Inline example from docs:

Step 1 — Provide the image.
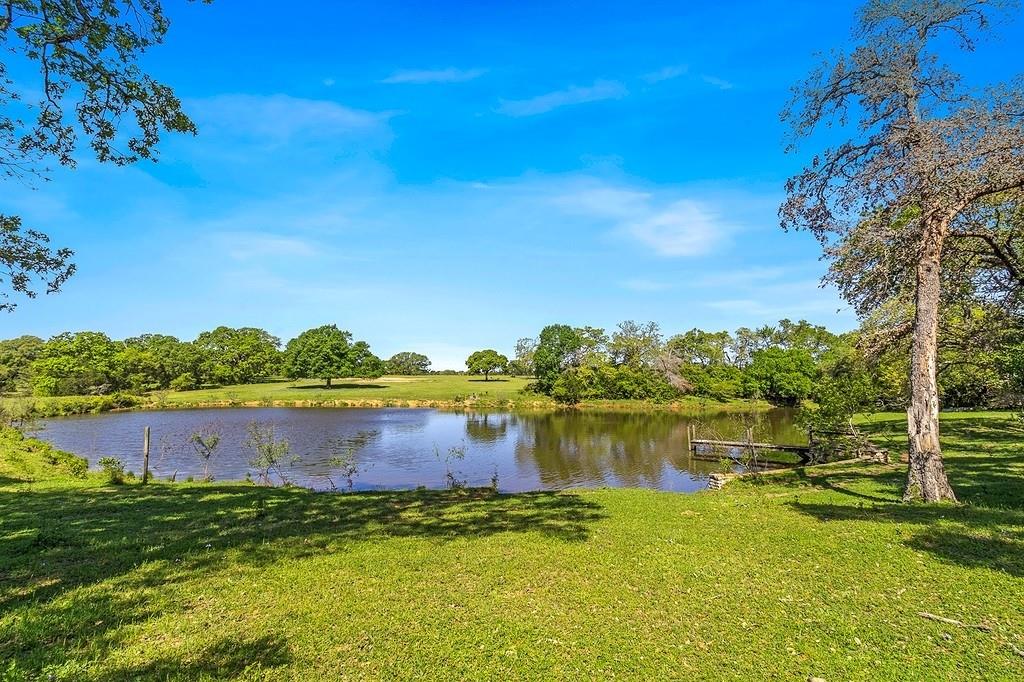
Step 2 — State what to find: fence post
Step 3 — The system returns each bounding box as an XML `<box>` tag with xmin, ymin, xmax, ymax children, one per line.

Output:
<box><xmin>142</xmin><ymin>426</ymin><xmax>151</xmax><ymax>484</ymax></box>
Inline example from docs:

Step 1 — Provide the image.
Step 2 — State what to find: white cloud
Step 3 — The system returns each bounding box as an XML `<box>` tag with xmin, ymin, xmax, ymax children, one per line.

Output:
<box><xmin>189</xmin><ymin>94</ymin><xmax>389</xmax><ymax>143</ymax></box>
<box><xmin>552</xmin><ymin>180</ymin><xmax>730</xmax><ymax>257</ymax></box>
<box><xmin>381</xmin><ymin>67</ymin><xmax>487</xmax><ymax>84</ymax></box>
<box><xmin>642</xmin><ymin>65</ymin><xmax>689</xmax><ymax>84</ymax></box>
<box><xmin>623</xmin><ymin>200</ymin><xmax>725</xmax><ymax>257</ymax></box>
<box><xmin>322</xmin><ymin>78</ymin><xmax>336</xmax><ymax>87</ymax></box>
<box><xmin>497</xmin><ymin>80</ymin><xmax>628</xmax><ymax>116</ymax></box>
<box><xmin>701</xmin><ymin>75</ymin><xmax>734</xmax><ymax>90</ymax></box>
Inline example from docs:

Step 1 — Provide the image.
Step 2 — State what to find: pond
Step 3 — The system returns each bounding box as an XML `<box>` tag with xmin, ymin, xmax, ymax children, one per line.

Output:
<box><xmin>34</xmin><ymin>407</ymin><xmax>805</xmax><ymax>493</ymax></box>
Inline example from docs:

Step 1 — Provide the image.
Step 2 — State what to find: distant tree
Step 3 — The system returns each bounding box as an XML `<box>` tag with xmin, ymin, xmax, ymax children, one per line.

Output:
<box><xmin>31</xmin><ymin>331</ymin><xmax>119</xmax><ymax>395</ymax></box>
<box><xmin>284</xmin><ymin>325</ymin><xmax>382</xmax><ymax>387</ymax></box>
<box><xmin>195</xmin><ymin>326</ymin><xmax>281</xmax><ymax>386</ymax></box>
<box><xmin>0</xmin><ymin>335</ymin><xmax>44</xmax><ymax>393</ymax></box>
<box><xmin>745</xmin><ymin>348</ymin><xmax>817</xmax><ymax>407</ymax></box>
<box><xmin>1</xmin><ymin>1</ymin><xmax>208</xmax><ymax>310</ymax></box>
<box><xmin>385</xmin><ymin>351</ymin><xmax>431</xmax><ymax>375</ymax></box>
<box><xmin>781</xmin><ymin>0</ymin><xmax>1024</xmax><ymax>501</ymax></box>
<box><xmin>511</xmin><ymin>337</ymin><xmax>538</xmax><ymax>376</ymax></box>
<box><xmin>466</xmin><ymin>349</ymin><xmax>508</xmax><ymax>381</ymax></box>
<box><xmin>666</xmin><ymin>329</ymin><xmax>733</xmax><ymax>368</ymax></box>
<box><xmin>532</xmin><ymin>325</ymin><xmax>584</xmax><ymax>393</ymax></box>
<box><xmin>608</xmin><ymin>320</ymin><xmax>662</xmax><ymax>368</ymax></box>
<box><xmin>123</xmin><ymin>334</ymin><xmax>203</xmax><ymax>389</ymax></box>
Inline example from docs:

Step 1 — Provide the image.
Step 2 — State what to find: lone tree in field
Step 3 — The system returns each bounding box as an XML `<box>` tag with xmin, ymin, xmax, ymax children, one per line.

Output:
<box><xmin>466</xmin><ymin>349</ymin><xmax>508</xmax><ymax>381</ymax></box>
<box><xmin>386</xmin><ymin>352</ymin><xmax>432</xmax><ymax>375</ymax></box>
<box><xmin>285</xmin><ymin>325</ymin><xmax>382</xmax><ymax>388</ymax></box>
<box><xmin>1</xmin><ymin>0</ymin><xmax>206</xmax><ymax>311</ymax></box>
<box><xmin>782</xmin><ymin>0</ymin><xmax>1024</xmax><ymax>502</ymax></box>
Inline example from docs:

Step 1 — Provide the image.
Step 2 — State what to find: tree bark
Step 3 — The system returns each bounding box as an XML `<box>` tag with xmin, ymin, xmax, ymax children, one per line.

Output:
<box><xmin>905</xmin><ymin>220</ymin><xmax>957</xmax><ymax>503</ymax></box>
<box><xmin>326</xmin><ymin>377</ymin><xmax>332</xmax><ymax>388</ymax></box>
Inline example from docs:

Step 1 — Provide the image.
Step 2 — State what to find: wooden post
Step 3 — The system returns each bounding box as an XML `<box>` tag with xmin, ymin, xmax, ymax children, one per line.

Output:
<box><xmin>142</xmin><ymin>426</ymin><xmax>151</xmax><ymax>484</ymax></box>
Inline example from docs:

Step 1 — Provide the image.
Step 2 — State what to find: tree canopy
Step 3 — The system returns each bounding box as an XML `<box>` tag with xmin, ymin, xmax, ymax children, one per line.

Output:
<box><xmin>781</xmin><ymin>0</ymin><xmax>1024</xmax><ymax>502</ymax></box>
<box><xmin>1</xmin><ymin>0</ymin><xmax>206</xmax><ymax>310</ymax></box>
<box><xmin>284</xmin><ymin>325</ymin><xmax>382</xmax><ymax>387</ymax></box>
<box><xmin>385</xmin><ymin>352</ymin><xmax>431</xmax><ymax>375</ymax></box>
<box><xmin>466</xmin><ymin>349</ymin><xmax>508</xmax><ymax>381</ymax></box>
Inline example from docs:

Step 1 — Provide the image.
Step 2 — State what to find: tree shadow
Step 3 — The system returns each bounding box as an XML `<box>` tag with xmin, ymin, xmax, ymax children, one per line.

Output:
<box><xmin>292</xmin><ymin>383</ymin><xmax>389</xmax><ymax>390</ymax></box>
<box><xmin>467</xmin><ymin>378</ymin><xmax>510</xmax><ymax>383</ymax></box>
<box><xmin>790</xmin><ymin>497</ymin><xmax>1024</xmax><ymax>576</ymax></box>
<box><xmin>97</xmin><ymin>634</ymin><xmax>293</xmax><ymax>680</ymax></box>
<box><xmin>783</xmin><ymin>413</ymin><xmax>1024</xmax><ymax>577</ymax></box>
<box><xmin>0</xmin><ymin>483</ymin><xmax>606</xmax><ymax>675</ymax></box>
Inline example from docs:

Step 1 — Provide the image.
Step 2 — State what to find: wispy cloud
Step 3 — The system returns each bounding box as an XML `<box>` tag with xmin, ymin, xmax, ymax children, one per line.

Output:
<box><xmin>189</xmin><ymin>94</ymin><xmax>389</xmax><ymax>143</ymax></box>
<box><xmin>701</xmin><ymin>75</ymin><xmax>734</xmax><ymax>90</ymax></box>
<box><xmin>497</xmin><ymin>80</ymin><xmax>627</xmax><ymax>116</ymax></box>
<box><xmin>381</xmin><ymin>67</ymin><xmax>487</xmax><ymax>84</ymax></box>
<box><xmin>554</xmin><ymin>181</ymin><xmax>731</xmax><ymax>257</ymax></box>
<box><xmin>642</xmin><ymin>65</ymin><xmax>689</xmax><ymax>84</ymax></box>
<box><xmin>211</xmin><ymin>233</ymin><xmax>321</xmax><ymax>261</ymax></box>
<box><xmin>624</xmin><ymin>200</ymin><xmax>727</xmax><ymax>256</ymax></box>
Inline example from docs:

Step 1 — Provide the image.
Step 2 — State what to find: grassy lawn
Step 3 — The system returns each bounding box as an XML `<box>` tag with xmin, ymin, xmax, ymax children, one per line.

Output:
<box><xmin>1</xmin><ymin>413</ymin><xmax>1022</xmax><ymax>679</ymax></box>
<box><xmin>156</xmin><ymin>374</ymin><xmax>539</xmax><ymax>406</ymax></box>
<box><xmin>3</xmin><ymin>375</ymin><xmax>771</xmax><ymax>415</ymax></box>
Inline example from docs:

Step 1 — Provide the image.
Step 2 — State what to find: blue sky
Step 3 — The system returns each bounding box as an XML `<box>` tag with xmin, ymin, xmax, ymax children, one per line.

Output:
<box><xmin>2</xmin><ymin>0</ymin><xmax>1022</xmax><ymax>368</ymax></box>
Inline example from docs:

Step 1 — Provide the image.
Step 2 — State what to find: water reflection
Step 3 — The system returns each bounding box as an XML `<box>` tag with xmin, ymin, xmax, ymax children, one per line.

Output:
<box><xmin>35</xmin><ymin>407</ymin><xmax>801</xmax><ymax>493</ymax></box>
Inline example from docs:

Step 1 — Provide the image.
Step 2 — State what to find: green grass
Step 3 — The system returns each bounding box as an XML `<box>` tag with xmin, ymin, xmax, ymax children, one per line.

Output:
<box><xmin>2</xmin><ymin>414</ymin><xmax>1022</xmax><ymax>679</ymax></box>
<box><xmin>5</xmin><ymin>375</ymin><xmax>770</xmax><ymax>415</ymax></box>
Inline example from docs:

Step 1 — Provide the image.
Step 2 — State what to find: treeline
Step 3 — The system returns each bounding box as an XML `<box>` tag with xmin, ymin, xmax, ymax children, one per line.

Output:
<box><xmin>511</xmin><ymin>314</ymin><xmax>1024</xmax><ymax>409</ymax></box>
<box><xmin>0</xmin><ymin>325</ymin><xmax>433</xmax><ymax>397</ymax></box>
<box><xmin>3</xmin><ymin>312</ymin><xmax>1021</xmax><ymax>410</ymax></box>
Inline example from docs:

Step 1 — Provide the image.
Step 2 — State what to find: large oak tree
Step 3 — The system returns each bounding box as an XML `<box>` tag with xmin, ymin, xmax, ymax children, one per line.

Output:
<box><xmin>782</xmin><ymin>0</ymin><xmax>1024</xmax><ymax>501</ymax></box>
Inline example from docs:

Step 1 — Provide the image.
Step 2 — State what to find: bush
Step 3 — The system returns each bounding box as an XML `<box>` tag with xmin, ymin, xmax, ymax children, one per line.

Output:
<box><xmin>169</xmin><ymin>372</ymin><xmax>199</xmax><ymax>391</ymax></box>
<box><xmin>27</xmin><ymin>393</ymin><xmax>142</xmax><ymax>418</ymax></box>
<box><xmin>97</xmin><ymin>456</ymin><xmax>127</xmax><ymax>484</ymax></box>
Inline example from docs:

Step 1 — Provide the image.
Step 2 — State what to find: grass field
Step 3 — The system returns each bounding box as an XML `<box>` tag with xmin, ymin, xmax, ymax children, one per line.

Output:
<box><xmin>3</xmin><ymin>375</ymin><xmax>771</xmax><ymax>415</ymax></box>
<box><xmin>158</xmin><ymin>375</ymin><xmax>539</xmax><ymax>406</ymax></box>
<box><xmin>2</xmin><ymin>413</ymin><xmax>1022</xmax><ymax>680</ymax></box>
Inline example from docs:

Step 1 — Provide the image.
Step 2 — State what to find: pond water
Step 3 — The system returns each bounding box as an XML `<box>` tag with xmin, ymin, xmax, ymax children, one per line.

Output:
<box><xmin>34</xmin><ymin>407</ymin><xmax>804</xmax><ymax>493</ymax></box>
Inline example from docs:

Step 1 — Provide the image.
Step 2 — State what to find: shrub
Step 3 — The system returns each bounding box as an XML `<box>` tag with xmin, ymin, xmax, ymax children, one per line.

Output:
<box><xmin>97</xmin><ymin>456</ymin><xmax>127</xmax><ymax>484</ymax></box>
<box><xmin>169</xmin><ymin>372</ymin><xmax>199</xmax><ymax>391</ymax></box>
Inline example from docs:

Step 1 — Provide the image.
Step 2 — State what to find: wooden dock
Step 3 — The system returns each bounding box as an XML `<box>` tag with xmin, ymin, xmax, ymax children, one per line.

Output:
<box><xmin>687</xmin><ymin>424</ymin><xmax>813</xmax><ymax>464</ymax></box>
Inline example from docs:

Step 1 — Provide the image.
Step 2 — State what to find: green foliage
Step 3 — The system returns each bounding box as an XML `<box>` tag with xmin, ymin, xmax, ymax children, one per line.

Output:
<box><xmin>23</xmin><ymin>393</ymin><xmax>143</xmax><ymax>417</ymax></box>
<box><xmin>745</xmin><ymin>348</ymin><xmax>817</xmax><ymax>406</ymax></box>
<box><xmin>0</xmin><ymin>335</ymin><xmax>44</xmax><ymax>393</ymax></box>
<box><xmin>533</xmin><ymin>325</ymin><xmax>585</xmax><ymax>393</ymax></box>
<box><xmin>284</xmin><ymin>325</ymin><xmax>381</xmax><ymax>386</ymax></box>
<box><xmin>385</xmin><ymin>352</ymin><xmax>431</xmax><ymax>375</ymax></box>
<box><xmin>465</xmin><ymin>349</ymin><xmax>508</xmax><ymax>381</ymax></box>
<box><xmin>30</xmin><ymin>331</ymin><xmax>119</xmax><ymax>396</ymax></box>
<box><xmin>197</xmin><ymin>326</ymin><xmax>281</xmax><ymax>386</ymax></box>
<box><xmin>97</xmin><ymin>457</ymin><xmax>127</xmax><ymax>485</ymax></box>
<box><xmin>169</xmin><ymin>372</ymin><xmax>199</xmax><ymax>392</ymax></box>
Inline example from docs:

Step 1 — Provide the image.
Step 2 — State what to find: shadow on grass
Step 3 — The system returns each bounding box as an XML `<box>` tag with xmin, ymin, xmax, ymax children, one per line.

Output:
<box><xmin>97</xmin><ymin>634</ymin><xmax>293</xmax><ymax>681</ymax></box>
<box><xmin>292</xmin><ymin>383</ymin><xmax>389</xmax><ymax>390</ymax></box>
<box><xmin>0</xmin><ymin>483</ymin><xmax>606</xmax><ymax>674</ymax></box>
<box><xmin>785</xmin><ymin>414</ymin><xmax>1024</xmax><ymax>576</ymax></box>
<box><xmin>467</xmin><ymin>378</ymin><xmax>510</xmax><ymax>383</ymax></box>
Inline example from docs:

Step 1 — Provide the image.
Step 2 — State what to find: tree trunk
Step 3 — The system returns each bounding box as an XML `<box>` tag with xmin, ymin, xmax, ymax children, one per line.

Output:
<box><xmin>326</xmin><ymin>377</ymin><xmax>332</xmax><ymax>388</ymax></box>
<box><xmin>905</xmin><ymin>221</ymin><xmax>957</xmax><ymax>503</ymax></box>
